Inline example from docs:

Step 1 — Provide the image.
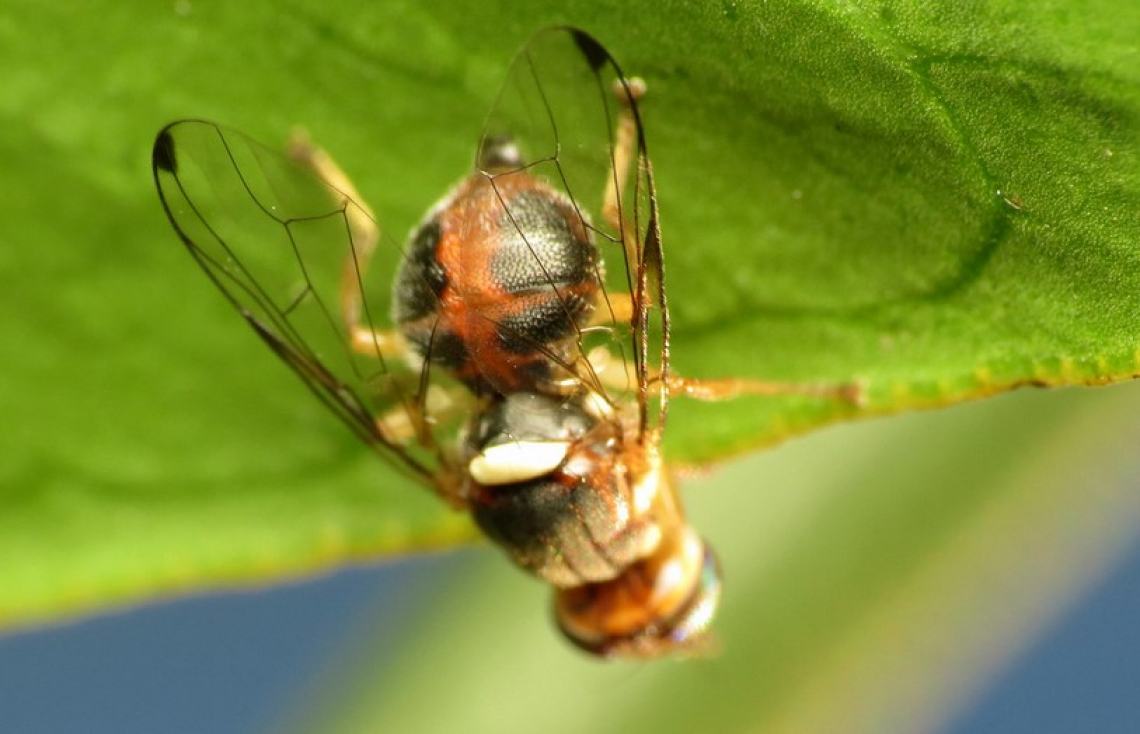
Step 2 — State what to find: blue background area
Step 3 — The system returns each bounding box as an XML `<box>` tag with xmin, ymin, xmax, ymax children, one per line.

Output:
<box><xmin>952</xmin><ymin>538</ymin><xmax>1140</xmax><ymax>734</ymax></box>
<box><xmin>1</xmin><ymin>543</ymin><xmax>1137</xmax><ymax>734</ymax></box>
<box><xmin>0</xmin><ymin>555</ymin><xmax>450</xmax><ymax>734</ymax></box>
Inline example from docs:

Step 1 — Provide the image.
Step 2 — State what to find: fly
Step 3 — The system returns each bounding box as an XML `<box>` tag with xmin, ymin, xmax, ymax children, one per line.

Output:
<box><xmin>152</xmin><ymin>27</ymin><xmax>857</xmax><ymax>657</ymax></box>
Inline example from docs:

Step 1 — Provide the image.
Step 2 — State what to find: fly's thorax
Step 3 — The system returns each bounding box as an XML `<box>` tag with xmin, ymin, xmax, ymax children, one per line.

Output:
<box><xmin>390</xmin><ymin>160</ymin><xmax>603</xmax><ymax>395</ymax></box>
<box><xmin>464</xmin><ymin>393</ymin><xmax>666</xmax><ymax>588</ymax></box>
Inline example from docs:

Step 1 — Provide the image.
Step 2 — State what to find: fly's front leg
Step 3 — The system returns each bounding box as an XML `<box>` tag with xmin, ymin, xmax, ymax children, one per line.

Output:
<box><xmin>578</xmin><ymin>75</ymin><xmax>643</xmax><ymax>393</ymax></box>
<box><xmin>547</xmin><ymin>294</ymin><xmax>635</xmax><ymax>395</ymax></box>
<box><xmin>585</xmin><ymin>291</ymin><xmax>634</xmax><ymax>334</ymax></box>
<box><xmin>376</xmin><ymin>381</ymin><xmax>478</xmax><ymax>443</ymax></box>
<box><xmin>601</xmin><ymin>77</ymin><xmax>648</xmax><ymax>273</ymax></box>
<box><xmin>595</xmin><ymin>80</ymin><xmax>864</xmax><ymax>407</ymax></box>
<box><xmin>288</xmin><ymin>131</ymin><xmax>406</xmax><ymax>359</ymax></box>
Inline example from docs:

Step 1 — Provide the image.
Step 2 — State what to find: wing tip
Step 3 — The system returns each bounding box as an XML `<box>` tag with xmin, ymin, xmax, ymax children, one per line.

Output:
<box><xmin>569</xmin><ymin>28</ymin><xmax>610</xmax><ymax>72</ymax></box>
<box><xmin>152</xmin><ymin>127</ymin><xmax>178</xmax><ymax>175</ymax></box>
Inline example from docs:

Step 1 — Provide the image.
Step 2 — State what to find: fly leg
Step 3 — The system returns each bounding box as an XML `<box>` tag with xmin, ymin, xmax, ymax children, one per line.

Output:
<box><xmin>577</xmin><ymin>303</ymin><xmax>863</xmax><ymax>406</ymax></box>
<box><xmin>584</xmin><ymin>348</ymin><xmax>864</xmax><ymax>406</ymax></box>
<box><xmin>288</xmin><ymin>131</ymin><xmax>407</xmax><ymax>360</ymax></box>
<box><xmin>601</xmin><ymin>77</ymin><xmax>646</xmax><ymax>242</ymax></box>
<box><xmin>600</xmin><ymin>76</ymin><xmax>649</xmax><ymax>286</ymax></box>
<box><xmin>563</xmin><ymin>78</ymin><xmax>654</xmax><ymax>396</ymax></box>
<box><xmin>665</xmin><ymin>374</ymin><xmax>865</xmax><ymax>406</ymax></box>
<box><xmin>288</xmin><ymin>132</ymin><xmax>475</xmax><ymax>507</ymax></box>
<box><xmin>593</xmin><ymin>81</ymin><xmax>863</xmax><ymax>408</ymax></box>
<box><xmin>364</xmin><ymin>376</ymin><xmax>476</xmax><ymax>510</ymax></box>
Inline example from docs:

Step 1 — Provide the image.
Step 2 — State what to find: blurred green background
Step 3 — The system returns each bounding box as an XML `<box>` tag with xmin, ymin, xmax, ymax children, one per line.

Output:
<box><xmin>4</xmin><ymin>1</ymin><xmax>1140</xmax><ymax>732</ymax></box>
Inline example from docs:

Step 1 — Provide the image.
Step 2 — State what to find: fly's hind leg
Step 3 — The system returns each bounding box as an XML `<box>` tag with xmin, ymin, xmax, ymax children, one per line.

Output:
<box><xmin>666</xmin><ymin>374</ymin><xmax>865</xmax><ymax>406</ymax></box>
<box><xmin>577</xmin><ymin>344</ymin><xmax>864</xmax><ymax>407</ymax></box>
<box><xmin>288</xmin><ymin>131</ymin><xmax>474</xmax><ymax>503</ymax></box>
<box><xmin>288</xmin><ymin>131</ymin><xmax>407</xmax><ymax>360</ymax></box>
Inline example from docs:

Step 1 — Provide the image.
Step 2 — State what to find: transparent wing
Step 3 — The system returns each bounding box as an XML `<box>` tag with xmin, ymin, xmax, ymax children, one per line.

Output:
<box><xmin>479</xmin><ymin>27</ymin><xmax>669</xmax><ymax>438</ymax></box>
<box><xmin>151</xmin><ymin>121</ymin><xmax>459</xmax><ymax>493</ymax></box>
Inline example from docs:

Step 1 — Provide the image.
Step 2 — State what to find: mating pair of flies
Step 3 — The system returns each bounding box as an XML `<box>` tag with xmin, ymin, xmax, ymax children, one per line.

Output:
<box><xmin>153</xmin><ymin>28</ymin><xmax>855</xmax><ymax>657</ymax></box>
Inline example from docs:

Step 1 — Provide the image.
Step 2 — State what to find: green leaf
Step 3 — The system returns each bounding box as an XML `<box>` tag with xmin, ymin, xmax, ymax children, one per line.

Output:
<box><xmin>4</xmin><ymin>0</ymin><xmax>1140</xmax><ymax>661</ymax></box>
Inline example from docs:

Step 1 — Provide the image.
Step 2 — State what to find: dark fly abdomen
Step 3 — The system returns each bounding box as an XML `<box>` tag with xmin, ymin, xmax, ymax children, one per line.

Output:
<box><xmin>468</xmin><ymin>433</ymin><xmax>660</xmax><ymax>587</ymax></box>
<box><xmin>464</xmin><ymin>394</ymin><xmax>660</xmax><ymax>587</ymax></box>
<box><xmin>463</xmin><ymin>393</ymin><xmax>721</xmax><ymax>656</ymax></box>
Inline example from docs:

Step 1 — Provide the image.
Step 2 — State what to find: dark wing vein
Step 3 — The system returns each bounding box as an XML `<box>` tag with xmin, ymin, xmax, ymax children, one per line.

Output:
<box><xmin>152</xmin><ymin>120</ymin><xmax>441</xmax><ymax>488</ymax></box>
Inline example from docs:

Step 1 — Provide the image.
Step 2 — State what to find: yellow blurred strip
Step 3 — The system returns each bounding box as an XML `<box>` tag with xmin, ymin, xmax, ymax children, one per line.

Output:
<box><xmin>759</xmin><ymin>393</ymin><xmax>1140</xmax><ymax>734</ymax></box>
